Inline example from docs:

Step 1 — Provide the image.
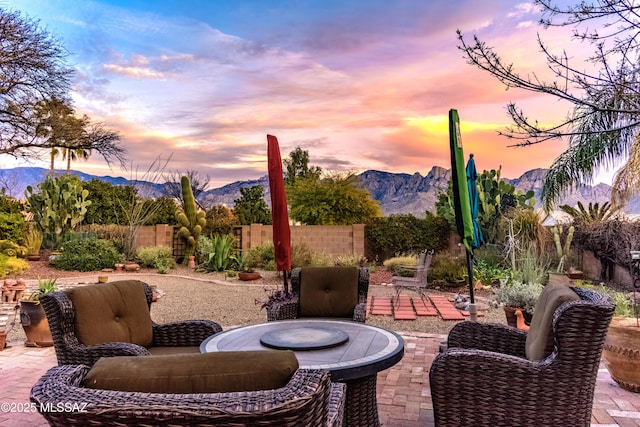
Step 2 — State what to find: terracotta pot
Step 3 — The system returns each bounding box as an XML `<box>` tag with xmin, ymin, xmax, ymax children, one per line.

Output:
<box><xmin>20</xmin><ymin>300</ymin><xmax>53</xmax><ymax>347</ymax></box>
<box><xmin>603</xmin><ymin>317</ymin><xmax>640</xmax><ymax>392</ymax></box>
<box><xmin>548</xmin><ymin>272</ymin><xmax>571</xmax><ymax>286</ymax></box>
<box><xmin>188</xmin><ymin>256</ymin><xmax>196</xmax><ymax>269</ymax></box>
<box><xmin>238</xmin><ymin>272</ymin><xmax>261</xmax><ymax>281</ymax></box>
<box><xmin>504</xmin><ymin>306</ymin><xmax>533</xmax><ymax>328</ymax></box>
<box><xmin>0</xmin><ymin>330</ymin><xmax>6</xmax><ymax>351</ymax></box>
<box><xmin>26</xmin><ymin>254</ymin><xmax>41</xmax><ymax>261</ymax></box>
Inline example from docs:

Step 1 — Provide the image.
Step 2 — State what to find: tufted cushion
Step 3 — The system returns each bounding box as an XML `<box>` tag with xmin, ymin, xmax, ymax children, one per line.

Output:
<box><xmin>525</xmin><ymin>283</ymin><xmax>579</xmax><ymax>361</ymax></box>
<box><xmin>299</xmin><ymin>267</ymin><xmax>358</xmax><ymax>318</ymax></box>
<box><xmin>66</xmin><ymin>280</ymin><xmax>153</xmax><ymax>347</ymax></box>
<box><xmin>84</xmin><ymin>350</ymin><xmax>299</xmax><ymax>393</ymax></box>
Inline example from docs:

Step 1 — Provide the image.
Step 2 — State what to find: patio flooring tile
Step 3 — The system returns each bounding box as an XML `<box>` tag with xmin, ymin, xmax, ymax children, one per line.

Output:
<box><xmin>3</xmin><ymin>331</ymin><xmax>640</xmax><ymax>426</ymax></box>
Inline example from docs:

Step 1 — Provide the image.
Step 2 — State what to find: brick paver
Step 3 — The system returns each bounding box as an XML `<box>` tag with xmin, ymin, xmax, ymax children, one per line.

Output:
<box><xmin>2</xmin><ymin>329</ymin><xmax>640</xmax><ymax>426</ymax></box>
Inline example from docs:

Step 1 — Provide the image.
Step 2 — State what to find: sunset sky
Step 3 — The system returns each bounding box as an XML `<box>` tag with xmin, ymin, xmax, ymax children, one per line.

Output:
<box><xmin>4</xmin><ymin>0</ymin><xmax>614</xmax><ymax>187</ymax></box>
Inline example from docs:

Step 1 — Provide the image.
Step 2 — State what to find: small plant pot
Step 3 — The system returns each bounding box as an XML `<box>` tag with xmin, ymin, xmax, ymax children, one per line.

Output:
<box><xmin>115</xmin><ymin>264</ymin><xmax>124</xmax><ymax>272</ymax></box>
<box><xmin>238</xmin><ymin>272</ymin><xmax>261</xmax><ymax>281</ymax></box>
<box><xmin>0</xmin><ymin>330</ymin><xmax>6</xmax><ymax>351</ymax></box>
<box><xmin>98</xmin><ymin>275</ymin><xmax>108</xmax><ymax>283</ymax></box>
<box><xmin>26</xmin><ymin>254</ymin><xmax>41</xmax><ymax>261</ymax></box>
<box><xmin>20</xmin><ymin>300</ymin><xmax>53</xmax><ymax>347</ymax></box>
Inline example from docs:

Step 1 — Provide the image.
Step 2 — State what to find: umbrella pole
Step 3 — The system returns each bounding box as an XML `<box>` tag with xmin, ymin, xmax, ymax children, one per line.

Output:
<box><xmin>466</xmin><ymin>249</ymin><xmax>477</xmax><ymax>321</ymax></box>
<box><xmin>283</xmin><ymin>270</ymin><xmax>289</xmax><ymax>296</ymax></box>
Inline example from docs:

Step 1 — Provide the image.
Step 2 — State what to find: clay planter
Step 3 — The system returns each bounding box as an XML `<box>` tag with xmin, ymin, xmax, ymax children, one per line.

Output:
<box><xmin>603</xmin><ymin>317</ymin><xmax>640</xmax><ymax>392</ymax></box>
<box><xmin>238</xmin><ymin>272</ymin><xmax>261</xmax><ymax>281</ymax></box>
<box><xmin>504</xmin><ymin>306</ymin><xmax>532</xmax><ymax>328</ymax></box>
<box><xmin>0</xmin><ymin>330</ymin><xmax>6</xmax><ymax>351</ymax></box>
<box><xmin>20</xmin><ymin>301</ymin><xmax>53</xmax><ymax>347</ymax></box>
<box><xmin>548</xmin><ymin>272</ymin><xmax>571</xmax><ymax>286</ymax></box>
<box><xmin>26</xmin><ymin>253</ymin><xmax>41</xmax><ymax>261</ymax></box>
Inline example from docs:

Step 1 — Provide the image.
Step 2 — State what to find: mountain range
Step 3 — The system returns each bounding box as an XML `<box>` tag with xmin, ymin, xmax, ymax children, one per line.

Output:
<box><xmin>0</xmin><ymin>166</ymin><xmax>631</xmax><ymax>216</ymax></box>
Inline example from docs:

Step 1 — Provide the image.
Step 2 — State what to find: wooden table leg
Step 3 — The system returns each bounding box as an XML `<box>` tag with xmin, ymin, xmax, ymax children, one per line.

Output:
<box><xmin>344</xmin><ymin>375</ymin><xmax>379</xmax><ymax>427</ymax></box>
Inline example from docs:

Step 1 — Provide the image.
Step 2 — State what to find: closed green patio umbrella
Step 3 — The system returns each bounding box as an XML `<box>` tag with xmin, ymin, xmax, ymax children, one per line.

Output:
<box><xmin>449</xmin><ymin>109</ymin><xmax>479</xmax><ymax>320</ymax></box>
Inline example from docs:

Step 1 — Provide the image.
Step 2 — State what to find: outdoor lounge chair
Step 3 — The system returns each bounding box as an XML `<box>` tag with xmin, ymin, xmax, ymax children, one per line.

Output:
<box><xmin>30</xmin><ymin>351</ymin><xmax>346</xmax><ymax>427</ymax></box>
<box><xmin>391</xmin><ymin>249</ymin><xmax>433</xmax><ymax>300</ymax></box>
<box><xmin>40</xmin><ymin>279</ymin><xmax>222</xmax><ymax>366</ymax></box>
<box><xmin>267</xmin><ymin>266</ymin><xmax>369</xmax><ymax>322</ymax></box>
<box><xmin>429</xmin><ymin>285</ymin><xmax>614</xmax><ymax>427</ymax></box>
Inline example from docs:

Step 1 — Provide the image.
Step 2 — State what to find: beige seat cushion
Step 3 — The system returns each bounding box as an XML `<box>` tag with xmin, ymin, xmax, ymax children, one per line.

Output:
<box><xmin>66</xmin><ymin>280</ymin><xmax>153</xmax><ymax>347</ymax></box>
<box><xmin>84</xmin><ymin>350</ymin><xmax>299</xmax><ymax>394</ymax></box>
<box><xmin>299</xmin><ymin>267</ymin><xmax>358</xmax><ymax>318</ymax></box>
<box><xmin>525</xmin><ymin>284</ymin><xmax>579</xmax><ymax>361</ymax></box>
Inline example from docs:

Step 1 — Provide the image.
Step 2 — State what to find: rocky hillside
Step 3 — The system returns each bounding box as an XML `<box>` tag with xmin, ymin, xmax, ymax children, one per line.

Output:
<box><xmin>0</xmin><ymin>166</ymin><xmax>628</xmax><ymax>216</ymax></box>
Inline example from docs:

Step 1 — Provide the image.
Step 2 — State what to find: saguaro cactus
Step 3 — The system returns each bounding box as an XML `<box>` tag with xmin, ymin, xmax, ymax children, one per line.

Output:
<box><xmin>176</xmin><ymin>176</ymin><xmax>206</xmax><ymax>264</ymax></box>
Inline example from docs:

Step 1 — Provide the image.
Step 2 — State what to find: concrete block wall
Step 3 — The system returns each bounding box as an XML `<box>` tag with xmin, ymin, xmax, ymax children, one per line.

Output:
<box><xmin>236</xmin><ymin>224</ymin><xmax>366</xmax><ymax>260</ymax></box>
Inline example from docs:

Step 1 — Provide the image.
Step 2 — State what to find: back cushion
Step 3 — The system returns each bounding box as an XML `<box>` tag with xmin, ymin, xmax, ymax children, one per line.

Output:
<box><xmin>299</xmin><ymin>267</ymin><xmax>358</xmax><ymax>318</ymax></box>
<box><xmin>84</xmin><ymin>350</ymin><xmax>299</xmax><ymax>393</ymax></box>
<box><xmin>525</xmin><ymin>283</ymin><xmax>579</xmax><ymax>361</ymax></box>
<box><xmin>66</xmin><ymin>280</ymin><xmax>153</xmax><ymax>347</ymax></box>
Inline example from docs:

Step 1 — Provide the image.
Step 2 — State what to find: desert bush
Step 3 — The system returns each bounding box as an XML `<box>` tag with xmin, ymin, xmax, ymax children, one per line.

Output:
<box><xmin>310</xmin><ymin>252</ymin><xmax>333</xmax><ymax>267</ymax></box>
<box><xmin>50</xmin><ymin>237</ymin><xmax>124</xmax><ymax>271</ymax></box>
<box><xmin>383</xmin><ymin>255</ymin><xmax>418</xmax><ymax>276</ymax></box>
<box><xmin>428</xmin><ymin>251</ymin><xmax>466</xmax><ymax>285</ymax></box>
<box><xmin>335</xmin><ymin>255</ymin><xmax>363</xmax><ymax>267</ymax></box>
<box><xmin>197</xmin><ymin>234</ymin><xmax>235</xmax><ymax>272</ymax></box>
<box><xmin>0</xmin><ymin>211</ymin><xmax>26</xmax><ymax>243</ymax></box>
<box><xmin>290</xmin><ymin>243</ymin><xmax>312</xmax><ymax>268</ymax></box>
<box><xmin>136</xmin><ymin>246</ymin><xmax>175</xmax><ymax>272</ymax></box>
<box><xmin>0</xmin><ymin>254</ymin><xmax>29</xmax><ymax>277</ymax></box>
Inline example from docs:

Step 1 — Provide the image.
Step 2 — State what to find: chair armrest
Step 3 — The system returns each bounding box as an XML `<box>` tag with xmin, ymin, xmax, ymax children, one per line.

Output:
<box><xmin>266</xmin><ymin>300</ymin><xmax>299</xmax><ymax>321</ymax></box>
<box><xmin>327</xmin><ymin>382</ymin><xmax>346</xmax><ymax>427</ymax></box>
<box><xmin>61</xmin><ymin>342</ymin><xmax>151</xmax><ymax>366</ymax></box>
<box><xmin>447</xmin><ymin>321</ymin><xmax>527</xmax><ymax>358</ymax></box>
<box><xmin>353</xmin><ymin>303</ymin><xmax>367</xmax><ymax>323</ymax></box>
<box><xmin>153</xmin><ymin>320</ymin><xmax>222</xmax><ymax>346</ymax></box>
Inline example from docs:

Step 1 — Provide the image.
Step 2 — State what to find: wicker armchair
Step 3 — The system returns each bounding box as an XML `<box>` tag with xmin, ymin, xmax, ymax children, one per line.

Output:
<box><xmin>429</xmin><ymin>287</ymin><xmax>614</xmax><ymax>427</ymax></box>
<box><xmin>31</xmin><ymin>365</ymin><xmax>345</xmax><ymax>427</ymax></box>
<box><xmin>41</xmin><ymin>280</ymin><xmax>222</xmax><ymax>367</ymax></box>
<box><xmin>267</xmin><ymin>267</ymin><xmax>369</xmax><ymax>322</ymax></box>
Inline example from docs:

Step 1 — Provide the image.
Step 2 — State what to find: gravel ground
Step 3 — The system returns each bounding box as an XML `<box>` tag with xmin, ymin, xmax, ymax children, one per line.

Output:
<box><xmin>4</xmin><ymin>261</ymin><xmax>507</xmax><ymax>346</ymax></box>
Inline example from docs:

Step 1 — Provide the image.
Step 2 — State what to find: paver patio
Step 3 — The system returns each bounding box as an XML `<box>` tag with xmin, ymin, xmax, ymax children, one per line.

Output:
<box><xmin>2</xmin><ymin>331</ymin><xmax>640</xmax><ymax>427</ymax></box>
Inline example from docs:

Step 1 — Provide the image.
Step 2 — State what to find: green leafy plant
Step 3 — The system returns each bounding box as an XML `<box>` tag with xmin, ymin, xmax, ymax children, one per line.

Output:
<box><xmin>0</xmin><ymin>240</ymin><xmax>27</xmax><ymax>258</ymax></box>
<box><xmin>22</xmin><ymin>222</ymin><xmax>43</xmax><ymax>255</ymax></box>
<box><xmin>26</xmin><ymin>278</ymin><xmax>57</xmax><ymax>302</ymax></box>
<box><xmin>473</xmin><ymin>259</ymin><xmax>509</xmax><ymax>287</ymax></box>
<box><xmin>490</xmin><ymin>281</ymin><xmax>544</xmax><ymax>313</ymax></box>
<box><xmin>50</xmin><ymin>237</ymin><xmax>124</xmax><ymax>271</ymax></box>
<box><xmin>383</xmin><ymin>255</ymin><xmax>418</xmax><ymax>277</ymax></box>
<box><xmin>197</xmin><ymin>234</ymin><xmax>235</xmax><ymax>272</ymax></box>
<box><xmin>0</xmin><ymin>254</ymin><xmax>29</xmax><ymax>277</ymax></box>
<box><xmin>136</xmin><ymin>246</ymin><xmax>175</xmax><ymax>273</ymax></box>
<box><xmin>0</xmin><ymin>211</ymin><xmax>26</xmax><ymax>243</ymax></box>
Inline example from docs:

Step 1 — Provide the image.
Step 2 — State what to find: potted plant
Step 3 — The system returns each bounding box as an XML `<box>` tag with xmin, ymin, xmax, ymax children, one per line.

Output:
<box><xmin>599</xmin><ymin>279</ymin><xmax>640</xmax><ymax>392</ymax></box>
<box><xmin>235</xmin><ymin>253</ymin><xmax>261</xmax><ymax>281</ymax></box>
<box><xmin>20</xmin><ymin>278</ymin><xmax>56</xmax><ymax>347</ymax></box>
<box><xmin>490</xmin><ymin>280</ymin><xmax>544</xmax><ymax>328</ymax></box>
<box><xmin>23</xmin><ymin>222</ymin><xmax>43</xmax><ymax>261</ymax></box>
<box><xmin>548</xmin><ymin>225</ymin><xmax>582</xmax><ymax>284</ymax></box>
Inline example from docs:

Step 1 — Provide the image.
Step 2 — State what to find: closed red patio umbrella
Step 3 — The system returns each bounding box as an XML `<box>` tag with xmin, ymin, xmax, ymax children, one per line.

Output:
<box><xmin>267</xmin><ymin>134</ymin><xmax>292</xmax><ymax>294</ymax></box>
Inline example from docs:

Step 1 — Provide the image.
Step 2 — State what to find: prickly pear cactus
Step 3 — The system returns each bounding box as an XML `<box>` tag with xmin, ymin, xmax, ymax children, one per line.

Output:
<box><xmin>176</xmin><ymin>176</ymin><xmax>206</xmax><ymax>264</ymax></box>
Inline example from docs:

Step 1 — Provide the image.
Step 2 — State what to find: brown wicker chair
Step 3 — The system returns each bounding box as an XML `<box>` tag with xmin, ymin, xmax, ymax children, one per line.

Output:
<box><xmin>31</xmin><ymin>365</ymin><xmax>345</xmax><ymax>427</ymax></box>
<box><xmin>429</xmin><ymin>286</ymin><xmax>614</xmax><ymax>427</ymax></box>
<box><xmin>267</xmin><ymin>266</ymin><xmax>369</xmax><ymax>322</ymax></box>
<box><xmin>41</xmin><ymin>280</ymin><xmax>222</xmax><ymax>366</ymax></box>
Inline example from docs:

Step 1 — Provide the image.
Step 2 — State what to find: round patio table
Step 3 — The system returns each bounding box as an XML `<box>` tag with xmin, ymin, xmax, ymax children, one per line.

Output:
<box><xmin>200</xmin><ymin>319</ymin><xmax>404</xmax><ymax>427</ymax></box>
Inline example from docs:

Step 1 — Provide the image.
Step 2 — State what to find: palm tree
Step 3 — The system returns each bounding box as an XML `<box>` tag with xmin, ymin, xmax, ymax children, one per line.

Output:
<box><xmin>559</xmin><ymin>201</ymin><xmax>620</xmax><ymax>225</ymax></box>
<box><xmin>62</xmin><ymin>147</ymin><xmax>91</xmax><ymax>175</ymax></box>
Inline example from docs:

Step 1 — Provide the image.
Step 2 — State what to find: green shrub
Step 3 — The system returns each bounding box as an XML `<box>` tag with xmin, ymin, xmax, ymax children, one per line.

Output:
<box><xmin>365</xmin><ymin>213</ymin><xmax>450</xmax><ymax>261</ymax></box>
<box><xmin>0</xmin><ymin>254</ymin><xmax>29</xmax><ymax>277</ymax></box>
<box><xmin>197</xmin><ymin>234</ymin><xmax>235</xmax><ymax>272</ymax></box>
<box><xmin>136</xmin><ymin>246</ymin><xmax>175</xmax><ymax>272</ymax></box>
<box><xmin>428</xmin><ymin>251</ymin><xmax>466</xmax><ymax>285</ymax></box>
<box><xmin>245</xmin><ymin>241</ymin><xmax>275</xmax><ymax>269</ymax></box>
<box><xmin>473</xmin><ymin>259</ymin><xmax>510</xmax><ymax>287</ymax></box>
<box><xmin>383</xmin><ymin>255</ymin><xmax>418</xmax><ymax>276</ymax></box>
<box><xmin>290</xmin><ymin>243</ymin><xmax>312</xmax><ymax>268</ymax></box>
<box><xmin>50</xmin><ymin>238</ymin><xmax>124</xmax><ymax>271</ymax></box>
<box><xmin>0</xmin><ymin>211</ymin><xmax>26</xmax><ymax>243</ymax></box>
<box><xmin>310</xmin><ymin>252</ymin><xmax>333</xmax><ymax>267</ymax></box>
<box><xmin>335</xmin><ymin>255</ymin><xmax>363</xmax><ymax>267</ymax></box>
<box><xmin>490</xmin><ymin>281</ymin><xmax>544</xmax><ymax>313</ymax></box>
